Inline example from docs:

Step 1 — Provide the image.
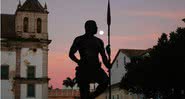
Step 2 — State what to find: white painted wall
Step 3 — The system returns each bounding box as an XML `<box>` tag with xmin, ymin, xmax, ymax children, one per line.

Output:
<box><xmin>21</xmin><ymin>84</ymin><xmax>42</xmax><ymax>99</ymax></box>
<box><xmin>111</xmin><ymin>52</ymin><xmax>131</xmax><ymax>85</ymax></box>
<box><xmin>20</xmin><ymin>48</ymin><xmax>43</xmax><ymax>78</ymax></box>
<box><xmin>97</xmin><ymin>51</ymin><xmax>145</xmax><ymax>99</ymax></box>
<box><xmin>1</xmin><ymin>51</ymin><xmax>16</xmax><ymax>99</ymax></box>
<box><xmin>1</xmin><ymin>80</ymin><xmax>14</xmax><ymax>99</ymax></box>
<box><xmin>1</xmin><ymin>51</ymin><xmax>16</xmax><ymax>72</ymax></box>
<box><xmin>96</xmin><ymin>88</ymin><xmax>137</xmax><ymax>99</ymax></box>
<box><xmin>42</xmin><ymin>83</ymin><xmax>48</xmax><ymax>99</ymax></box>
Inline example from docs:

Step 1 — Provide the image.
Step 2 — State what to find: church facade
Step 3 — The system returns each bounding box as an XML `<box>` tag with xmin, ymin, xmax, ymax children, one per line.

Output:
<box><xmin>96</xmin><ymin>49</ymin><xmax>148</xmax><ymax>99</ymax></box>
<box><xmin>1</xmin><ymin>0</ymin><xmax>51</xmax><ymax>99</ymax></box>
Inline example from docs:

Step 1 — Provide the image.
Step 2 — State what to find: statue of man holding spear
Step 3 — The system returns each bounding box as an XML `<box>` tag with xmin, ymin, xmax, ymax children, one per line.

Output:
<box><xmin>69</xmin><ymin>0</ymin><xmax>112</xmax><ymax>99</ymax></box>
<box><xmin>69</xmin><ymin>20</ymin><xmax>111</xmax><ymax>99</ymax></box>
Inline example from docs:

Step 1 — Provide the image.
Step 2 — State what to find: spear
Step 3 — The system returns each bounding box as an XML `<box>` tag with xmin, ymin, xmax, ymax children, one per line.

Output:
<box><xmin>106</xmin><ymin>0</ymin><xmax>111</xmax><ymax>99</ymax></box>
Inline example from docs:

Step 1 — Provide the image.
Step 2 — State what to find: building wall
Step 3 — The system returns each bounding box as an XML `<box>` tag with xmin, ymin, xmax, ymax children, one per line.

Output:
<box><xmin>110</xmin><ymin>89</ymin><xmax>135</xmax><ymax>99</ymax></box>
<box><xmin>111</xmin><ymin>52</ymin><xmax>131</xmax><ymax>85</ymax></box>
<box><xmin>49</xmin><ymin>97</ymin><xmax>76</xmax><ymax>99</ymax></box>
<box><xmin>42</xmin><ymin>48</ymin><xmax>48</xmax><ymax>77</ymax></box>
<box><xmin>42</xmin><ymin>83</ymin><xmax>48</xmax><ymax>99</ymax></box>
<box><xmin>1</xmin><ymin>1</ymin><xmax>50</xmax><ymax>99</ymax></box>
<box><xmin>15</xmin><ymin>12</ymin><xmax>48</xmax><ymax>39</ymax></box>
<box><xmin>20</xmin><ymin>48</ymin><xmax>43</xmax><ymax>78</ymax></box>
<box><xmin>96</xmin><ymin>51</ymin><xmax>143</xmax><ymax>99</ymax></box>
<box><xmin>48</xmin><ymin>89</ymin><xmax>80</xmax><ymax>99</ymax></box>
<box><xmin>20</xmin><ymin>84</ymin><xmax>42</xmax><ymax>99</ymax></box>
<box><xmin>1</xmin><ymin>51</ymin><xmax>16</xmax><ymax>99</ymax></box>
<box><xmin>96</xmin><ymin>88</ymin><xmax>141</xmax><ymax>99</ymax></box>
<box><xmin>1</xmin><ymin>80</ymin><xmax>14</xmax><ymax>99</ymax></box>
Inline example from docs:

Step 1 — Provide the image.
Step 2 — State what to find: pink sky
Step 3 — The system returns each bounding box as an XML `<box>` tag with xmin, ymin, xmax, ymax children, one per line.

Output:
<box><xmin>47</xmin><ymin>13</ymin><xmax>185</xmax><ymax>88</ymax></box>
<box><xmin>2</xmin><ymin>0</ymin><xmax>185</xmax><ymax>89</ymax></box>
<box><xmin>48</xmin><ymin>32</ymin><xmax>163</xmax><ymax>88</ymax></box>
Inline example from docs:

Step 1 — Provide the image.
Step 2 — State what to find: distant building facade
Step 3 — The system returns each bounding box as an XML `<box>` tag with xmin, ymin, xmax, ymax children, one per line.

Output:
<box><xmin>96</xmin><ymin>49</ymin><xmax>149</xmax><ymax>99</ymax></box>
<box><xmin>48</xmin><ymin>89</ymin><xmax>80</xmax><ymax>99</ymax></box>
<box><xmin>1</xmin><ymin>0</ymin><xmax>51</xmax><ymax>99</ymax></box>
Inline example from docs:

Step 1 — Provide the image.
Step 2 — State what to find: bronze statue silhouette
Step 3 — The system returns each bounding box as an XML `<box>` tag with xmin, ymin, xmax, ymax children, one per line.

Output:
<box><xmin>69</xmin><ymin>20</ymin><xmax>111</xmax><ymax>99</ymax></box>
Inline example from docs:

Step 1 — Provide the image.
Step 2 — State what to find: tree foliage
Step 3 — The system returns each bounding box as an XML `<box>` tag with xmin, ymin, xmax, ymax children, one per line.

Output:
<box><xmin>120</xmin><ymin>21</ymin><xmax>185</xmax><ymax>98</ymax></box>
<box><xmin>62</xmin><ymin>77</ymin><xmax>76</xmax><ymax>89</ymax></box>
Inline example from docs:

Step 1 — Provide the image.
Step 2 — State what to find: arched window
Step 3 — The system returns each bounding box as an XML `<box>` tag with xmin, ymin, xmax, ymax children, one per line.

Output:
<box><xmin>23</xmin><ymin>17</ymin><xmax>29</xmax><ymax>32</ymax></box>
<box><xmin>37</xmin><ymin>18</ymin><xmax>42</xmax><ymax>33</ymax></box>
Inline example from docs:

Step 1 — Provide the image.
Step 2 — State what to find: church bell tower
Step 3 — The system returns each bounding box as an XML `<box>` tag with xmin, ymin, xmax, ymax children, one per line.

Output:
<box><xmin>15</xmin><ymin>0</ymin><xmax>49</xmax><ymax>40</ymax></box>
<box><xmin>13</xmin><ymin>0</ymin><xmax>51</xmax><ymax>99</ymax></box>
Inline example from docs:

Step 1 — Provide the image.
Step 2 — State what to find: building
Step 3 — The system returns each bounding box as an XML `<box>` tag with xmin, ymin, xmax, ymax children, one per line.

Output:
<box><xmin>1</xmin><ymin>0</ymin><xmax>51</xmax><ymax>99</ymax></box>
<box><xmin>96</xmin><ymin>49</ymin><xmax>149</xmax><ymax>99</ymax></box>
<box><xmin>48</xmin><ymin>89</ymin><xmax>80</xmax><ymax>99</ymax></box>
<box><xmin>56</xmin><ymin>83</ymin><xmax>96</xmax><ymax>99</ymax></box>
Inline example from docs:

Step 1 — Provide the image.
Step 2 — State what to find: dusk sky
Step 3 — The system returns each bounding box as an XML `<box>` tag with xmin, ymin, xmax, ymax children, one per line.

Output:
<box><xmin>1</xmin><ymin>0</ymin><xmax>185</xmax><ymax>88</ymax></box>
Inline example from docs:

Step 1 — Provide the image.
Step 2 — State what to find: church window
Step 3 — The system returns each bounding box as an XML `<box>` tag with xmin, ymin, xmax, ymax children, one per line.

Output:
<box><xmin>23</xmin><ymin>17</ymin><xmax>29</xmax><ymax>32</ymax></box>
<box><xmin>1</xmin><ymin>65</ymin><xmax>9</xmax><ymax>80</ymax></box>
<box><xmin>27</xmin><ymin>66</ymin><xmax>35</xmax><ymax>79</ymax></box>
<box><xmin>124</xmin><ymin>56</ymin><xmax>126</xmax><ymax>65</ymax></box>
<box><xmin>112</xmin><ymin>95</ymin><xmax>115</xmax><ymax>99</ymax></box>
<box><xmin>37</xmin><ymin>18</ymin><xmax>42</xmax><ymax>33</ymax></box>
<box><xmin>117</xmin><ymin>94</ymin><xmax>119</xmax><ymax>99</ymax></box>
<box><xmin>27</xmin><ymin>84</ymin><xmax>35</xmax><ymax>97</ymax></box>
<box><xmin>116</xmin><ymin>60</ymin><xmax>118</xmax><ymax>68</ymax></box>
<box><xmin>105</xmin><ymin>96</ymin><xmax>107</xmax><ymax>99</ymax></box>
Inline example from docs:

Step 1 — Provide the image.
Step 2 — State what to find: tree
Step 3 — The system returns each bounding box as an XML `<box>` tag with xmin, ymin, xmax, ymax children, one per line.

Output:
<box><xmin>120</xmin><ymin>22</ymin><xmax>185</xmax><ymax>98</ymax></box>
<box><xmin>48</xmin><ymin>85</ymin><xmax>53</xmax><ymax>90</ymax></box>
<box><xmin>62</xmin><ymin>77</ymin><xmax>76</xmax><ymax>89</ymax></box>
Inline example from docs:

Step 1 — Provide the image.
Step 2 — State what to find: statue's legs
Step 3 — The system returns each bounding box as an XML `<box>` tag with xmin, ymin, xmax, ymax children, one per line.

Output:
<box><xmin>79</xmin><ymin>81</ymin><xmax>90</xmax><ymax>99</ymax></box>
<box><xmin>90</xmin><ymin>68</ymin><xmax>109</xmax><ymax>98</ymax></box>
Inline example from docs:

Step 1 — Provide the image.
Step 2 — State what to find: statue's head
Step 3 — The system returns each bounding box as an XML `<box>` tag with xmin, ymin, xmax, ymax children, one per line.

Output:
<box><xmin>85</xmin><ymin>20</ymin><xmax>98</xmax><ymax>35</ymax></box>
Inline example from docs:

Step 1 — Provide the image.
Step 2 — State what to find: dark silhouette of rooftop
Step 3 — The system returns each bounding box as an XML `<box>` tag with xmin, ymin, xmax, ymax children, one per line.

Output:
<box><xmin>1</xmin><ymin>14</ymin><xmax>16</xmax><ymax>39</ymax></box>
<box><xmin>16</xmin><ymin>0</ymin><xmax>48</xmax><ymax>13</ymax></box>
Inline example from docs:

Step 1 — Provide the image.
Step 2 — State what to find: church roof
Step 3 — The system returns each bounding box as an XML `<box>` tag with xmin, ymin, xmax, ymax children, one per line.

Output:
<box><xmin>120</xmin><ymin>49</ymin><xmax>148</xmax><ymax>57</ymax></box>
<box><xmin>111</xmin><ymin>49</ymin><xmax>149</xmax><ymax>65</ymax></box>
<box><xmin>17</xmin><ymin>0</ymin><xmax>48</xmax><ymax>13</ymax></box>
<box><xmin>1</xmin><ymin>14</ymin><xmax>16</xmax><ymax>39</ymax></box>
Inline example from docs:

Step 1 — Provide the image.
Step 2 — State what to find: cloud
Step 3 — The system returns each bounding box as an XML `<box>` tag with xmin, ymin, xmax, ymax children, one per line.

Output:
<box><xmin>100</xmin><ymin>32</ymin><xmax>161</xmax><ymax>49</ymax></box>
<box><xmin>112</xmin><ymin>33</ymin><xmax>160</xmax><ymax>41</ymax></box>
<box><xmin>121</xmin><ymin>10</ymin><xmax>185</xmax><ymax>19</ymax></box>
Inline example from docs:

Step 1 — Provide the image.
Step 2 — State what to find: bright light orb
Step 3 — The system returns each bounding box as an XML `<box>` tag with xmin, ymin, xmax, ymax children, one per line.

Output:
<box><xmin>99</xmin><ymin>30</ymin><xmax>104</xmax><ymax>35</ymax></box>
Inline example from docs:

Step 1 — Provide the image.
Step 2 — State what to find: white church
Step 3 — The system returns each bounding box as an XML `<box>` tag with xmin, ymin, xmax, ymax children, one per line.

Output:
<box><xmin>1</xmin><ymin>0</ymin><xmax>51</xmax><ymax>99</ymax></box>
<box><xmin>97</xmin><ymin>49</ymin><xmax>149</xmax><ymax>99</ymax></box>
